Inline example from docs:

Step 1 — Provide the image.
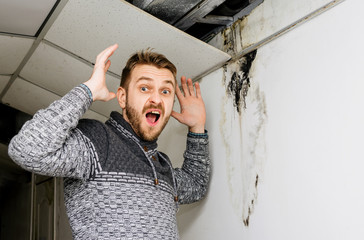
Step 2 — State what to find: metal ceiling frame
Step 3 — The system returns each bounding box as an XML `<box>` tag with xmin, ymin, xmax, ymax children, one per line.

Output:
<box><xmin>173</xmin><ymin>0</ymin><xmax>263</xmax><ymax>42</ymax></box>
<box><xmin>132</xmin><ymin>0</ymin><xmax>154</xmax><ymax>9</ymax></box>
<box><xmin>174</xmin><ymin>0</ymin><xmax>227</xmax><ymax>31</ymax></box>
<box><xmin>174</xmin><ymin>0</ymin><xmax>263</xmax><ymax>30</ymax></box>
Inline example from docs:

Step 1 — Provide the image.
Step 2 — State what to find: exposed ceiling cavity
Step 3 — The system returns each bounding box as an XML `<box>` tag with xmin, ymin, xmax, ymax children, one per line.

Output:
<box><xmin>128</xmin><ymin>0</ymin><xmax>264</xmax><ymax>42</ymax></box>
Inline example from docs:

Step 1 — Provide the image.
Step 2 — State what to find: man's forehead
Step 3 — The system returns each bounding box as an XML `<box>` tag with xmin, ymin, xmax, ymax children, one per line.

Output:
<box><xmin>131</xmin><ymin>64</ymin><xmax>176</xmax><ymax>86</ymax></box>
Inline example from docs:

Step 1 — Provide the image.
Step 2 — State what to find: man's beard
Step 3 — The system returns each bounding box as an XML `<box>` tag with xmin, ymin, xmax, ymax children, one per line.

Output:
<box><xmin>124</xmin><ymin>102</ymin><xmax>170</xmax><ymax>141</ymax></box>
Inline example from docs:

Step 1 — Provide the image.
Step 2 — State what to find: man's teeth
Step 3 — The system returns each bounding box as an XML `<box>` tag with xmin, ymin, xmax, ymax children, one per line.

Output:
<box><xmin>151</xmin><ymin>111</ymin><xmax>160</xmax><ymax>115</ymax></box>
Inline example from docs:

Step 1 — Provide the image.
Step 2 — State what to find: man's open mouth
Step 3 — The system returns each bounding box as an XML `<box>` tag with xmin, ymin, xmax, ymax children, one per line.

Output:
<box><xmin>145</xmin><ymin>110</ymin><xmax>161</xmax><ymax>126</ymax></box>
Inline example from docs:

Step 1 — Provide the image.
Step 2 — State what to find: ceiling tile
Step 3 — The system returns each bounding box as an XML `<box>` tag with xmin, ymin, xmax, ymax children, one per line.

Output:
<box><xmin>0</xmin><ymin>76</ymin><xmax>11</xmax><ymax>93</ymax></box>
<box><xmin>0</xmin><ymin>35</ymin><xmax>34</xmax><ymax>74</ymax></box>
<box><xmin>0</xmin><ymin>76</ymin><xmax>10</xmax><ymax>93</ymax></box>
<box><xmin>44</xmin><ymin>0</ymin><xmax>230</xmax><ymax>80</ymax></box>
<box><xmin>20</xmin><ymin>42</ymin><xmax>122</xmax><ymax>117</ymax></box>
<box><xmin>2</xmin><ymin>77</ymin><xmax>107</xmax><ymax>122</ymax></box>
<box><xmin>3</xmin><ymin>77</ymin><xmax>62</xmax><ymax>115</ymax></box>
<box><xmin>0</xmin><ymin>0</ymin><xmax>57</xmax><ymax>36</ymax></box>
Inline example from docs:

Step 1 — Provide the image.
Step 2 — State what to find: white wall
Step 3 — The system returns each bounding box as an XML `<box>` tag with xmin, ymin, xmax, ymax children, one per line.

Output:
<box><xmin>159</xmin><ymin>0</ymin><xmax>364</xmax><ymax>239</ymax></box>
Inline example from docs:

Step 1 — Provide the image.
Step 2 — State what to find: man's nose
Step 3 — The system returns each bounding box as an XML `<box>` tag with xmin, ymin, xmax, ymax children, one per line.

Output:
<box><xmin>149</xmin><ymin>91</ymin><xmax>162</xmax><ymax>104</ymax></box>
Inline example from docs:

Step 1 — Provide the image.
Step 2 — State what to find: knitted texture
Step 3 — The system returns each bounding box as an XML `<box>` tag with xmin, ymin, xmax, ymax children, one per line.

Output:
<box><xmin>8</xmin><ymin>86</ymin><xmax>210</xmax><ymax>240</ymax></box>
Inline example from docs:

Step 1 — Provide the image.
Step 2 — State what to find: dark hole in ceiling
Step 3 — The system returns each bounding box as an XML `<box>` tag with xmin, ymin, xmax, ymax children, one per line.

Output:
<box><xmin>211</xmin><ymin>0</ymin><xmax>251</xmax><ymax>16</ymax></box>
<box><xmin>186</xmin><ymin>23</ymin><xmax>223</xmax><ymax>41</ymax></box>
<box><xmin>127</xmin><ymin>0</ymin><xmax>262</xmax><ymax>42</ymax></box>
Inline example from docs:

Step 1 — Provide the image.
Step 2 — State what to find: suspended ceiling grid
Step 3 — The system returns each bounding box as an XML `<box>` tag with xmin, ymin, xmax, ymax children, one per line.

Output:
<box><xmin>0</xmin><ymin>0</ymin><xmax>231</xmax><ymax>121</ymax></box>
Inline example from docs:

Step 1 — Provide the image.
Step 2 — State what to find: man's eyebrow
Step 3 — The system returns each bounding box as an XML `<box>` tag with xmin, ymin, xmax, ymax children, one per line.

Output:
<box><xmin>163</xmin><ymin>79</ymin><xmax>176</xmax><ymax>87</ymax></box>
<box><xmin>136</xmin><ymin>76</ymin><xmax>153</xmax><ymax>82</ymax></box>
<box><xmin>136</xmin><ymin>77</ymin><xmax>176</xmax><ymax>87</ymax></box>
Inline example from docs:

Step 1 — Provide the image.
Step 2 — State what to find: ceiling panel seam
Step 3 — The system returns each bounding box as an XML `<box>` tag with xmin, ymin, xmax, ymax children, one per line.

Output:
<box><xmin>0</xmin><ymin>0</ymin><xmax>69</xmax><ymax>102</ymax></box>
<box><xmin>35</xmin><ymin>0</ymin><xmax>62</xmax><ymax>37</ymax></box>
<box><xmin>6</xmin><ymin>75</ymin><xmax>108</xmax><ymax>118</ymax></box>
<box><xmin>43</xmin><ymin>40</ymin><xmax>121</xmax><ymax>80</ymax></box>
<box><xmin>16</xmin><ymin>75</ymin><xmax>63</xmax><ymax>98</ymax></box>
<box><xmin>0</xmin><ymin>32</ymin><xmax>36</xmax><ymax>40</ymax></box>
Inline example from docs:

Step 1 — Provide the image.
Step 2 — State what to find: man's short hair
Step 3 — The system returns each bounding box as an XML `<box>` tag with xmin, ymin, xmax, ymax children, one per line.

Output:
<box><xmin>120</xmin><ymin>49</ymin><xmax>177</xmax><ymax>89</ymax></box>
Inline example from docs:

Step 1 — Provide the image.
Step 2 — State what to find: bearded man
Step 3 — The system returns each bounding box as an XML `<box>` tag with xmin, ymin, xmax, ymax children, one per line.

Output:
<box><xmin>8</xmin><ymin>44</ymin><xmax>210</xmax><ymax>240</ymax></box>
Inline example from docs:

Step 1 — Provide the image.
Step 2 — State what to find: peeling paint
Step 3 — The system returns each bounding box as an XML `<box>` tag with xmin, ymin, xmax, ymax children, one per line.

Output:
<box><xmin>221</xmin><ymin>51</ymin><xmax>267</xmax><ymax>228</ymax></box>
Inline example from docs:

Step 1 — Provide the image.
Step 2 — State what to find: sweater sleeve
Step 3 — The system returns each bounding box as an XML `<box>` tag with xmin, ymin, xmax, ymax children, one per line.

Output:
<box><xmin>174</xmin><ymin>132</ymin><xmax>211</xmax><ymax>204</ymax></box>
<box><xmin>8</xmin><ymin>86</ymin><xmax>94</xmax><ymax>179</ymax></box>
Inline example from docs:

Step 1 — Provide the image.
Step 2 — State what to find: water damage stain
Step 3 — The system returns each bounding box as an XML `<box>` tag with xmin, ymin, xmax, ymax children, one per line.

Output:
<box><xmin>227</xmin><ymin>50</ymin><xmax>257</xmax><ymax>114</ymax></box>
<box><xmin>221</xmin><ymin>17</ymin><xmax>249</xmax><ymax>56</ymax></box>
<box><xmin>244</xmin><ymin>174</ymin><xmax>259</xmax><ymax>227</ymax></box>
<box><xmin>222</xmin><ymin>50</ymin><xmax>267</xmax><ymax>228</ymax></box>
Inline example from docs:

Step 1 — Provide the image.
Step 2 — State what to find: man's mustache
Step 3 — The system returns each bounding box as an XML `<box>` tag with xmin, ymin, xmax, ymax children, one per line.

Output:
<box><xmin>142</xmin><ymin>103</ymin><xmax>164</xmax><ymax>115</ymax></box>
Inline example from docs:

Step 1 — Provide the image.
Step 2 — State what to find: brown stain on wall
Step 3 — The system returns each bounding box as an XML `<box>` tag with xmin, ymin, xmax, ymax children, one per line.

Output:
<box><xmin>221</xmin><ymin>17</ymin><xmax>255</xmax><ymax>57</ymax></box>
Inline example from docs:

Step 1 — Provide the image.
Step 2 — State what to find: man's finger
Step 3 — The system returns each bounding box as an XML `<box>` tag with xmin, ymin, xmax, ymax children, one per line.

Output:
<box><xmin>102</xmin><ymin>44</ymin><xmax>118</xmax><ymax>62</ymax></box>
<box><xmin>96</xmin><ymin>44</ymin><xmax>118</xmax><ymax>65</ymax></box>
<box><xmin>181</xmin><ymin>76</ymin><xmax>189</xmax><ymax>97</ymax></box>
<box><xmin>107</xmin><ymin>92</ymin><xmax>117</xmax><ymax>101</ymax></box>
<box><xmin>171</xmin><ymin>111</ymin><xmax>183</xmax><ymax>123</ymax></box>
<box><xmin>175</xmin><ymin>83</ymin><xmax>184</xmax><ymax>102</ymax></box>
<box><xmin>105</xmin><ymin>60</ymin><xmax>111</xmax><ymax>72</ymax></box>
<box><xmin>96</xmin><ymin>45</ymin><xmax>111</xmax><ymax>62</ymax></box>
<box><xmin>195</xmin><ymin>82</ymin><xmax>202</xmax><ymax>98</ymax></box>
<box><xmin>187</xmin><ymin>78</ymin><xmax>195</xmax><ymax>97</ymax></box>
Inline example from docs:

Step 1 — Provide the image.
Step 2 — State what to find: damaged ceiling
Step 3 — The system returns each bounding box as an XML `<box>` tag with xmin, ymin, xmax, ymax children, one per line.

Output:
<box><xmin>0</xmin><ymin>0</ymin><xmax>262</xmax><ymax>184</ymax></box>
<box><xmin>128</xmin><ymin>0</ymin><xmax>263</xmax><ymax>42</ymax></box>
<box><xmin>0</xmin><ymin>0</ymin><xmax>263</xmax><ymax>126</ymax></box>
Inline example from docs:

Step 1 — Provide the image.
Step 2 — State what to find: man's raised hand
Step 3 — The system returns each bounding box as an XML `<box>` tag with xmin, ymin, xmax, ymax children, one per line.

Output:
<box><xmin>83</xmin><ymin>44</ymin><xmax>118</xmax><ymax>102</ymax></box>
<box><xmin>171</xmin><ymin>76</ymin><xmax>206</xmax><ymax>134</ymax></box>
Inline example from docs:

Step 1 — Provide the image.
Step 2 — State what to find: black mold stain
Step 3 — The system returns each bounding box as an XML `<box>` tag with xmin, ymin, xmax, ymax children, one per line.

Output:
<box><xmin>243</xmin><ymin>214</ymin><xmax>250</xmax><ymax>227</ymax></box>
<box><xmin>223</xmin><ymin>30</ymin><xmax>236</xmax><ymax>53</ymax></box>
<box><xmin>222</xmin><ymin>65</ymin><xmax>228</xmax><ymax>84</ymax></box>
<box><xmin>243</xmin><ymin>174</ymin><xmax>260</xmax><ymax>227</ymax></box>
<box><xmin>227</xmin><ymin>50</ymin><xmax>257</xmax><ymax>113</ymax></box>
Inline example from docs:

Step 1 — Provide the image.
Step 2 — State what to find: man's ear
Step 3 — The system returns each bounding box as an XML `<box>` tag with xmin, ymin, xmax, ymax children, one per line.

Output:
<box><xmin>117</xmin><ymin>87</ymin><xmax>127</xmax><ymax>109</ymax></box>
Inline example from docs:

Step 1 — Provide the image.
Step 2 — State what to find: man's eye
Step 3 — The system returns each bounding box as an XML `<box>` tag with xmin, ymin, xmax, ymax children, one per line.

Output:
<box><xmin>162</xmin><ymin>90</ymin><xmax>170</xmax><ymax>94</ymax></box>
<box><xmin>141</xmin><ymin>87</ymin><xmax>148</xmax><ymax>92</ymax></box>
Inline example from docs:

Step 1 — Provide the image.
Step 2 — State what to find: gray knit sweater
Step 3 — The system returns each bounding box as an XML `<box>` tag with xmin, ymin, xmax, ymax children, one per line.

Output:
<box><xmin>8</xmin><ymin>86</ymin><xmax>210</xmax><ymax>240</ymax></box>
